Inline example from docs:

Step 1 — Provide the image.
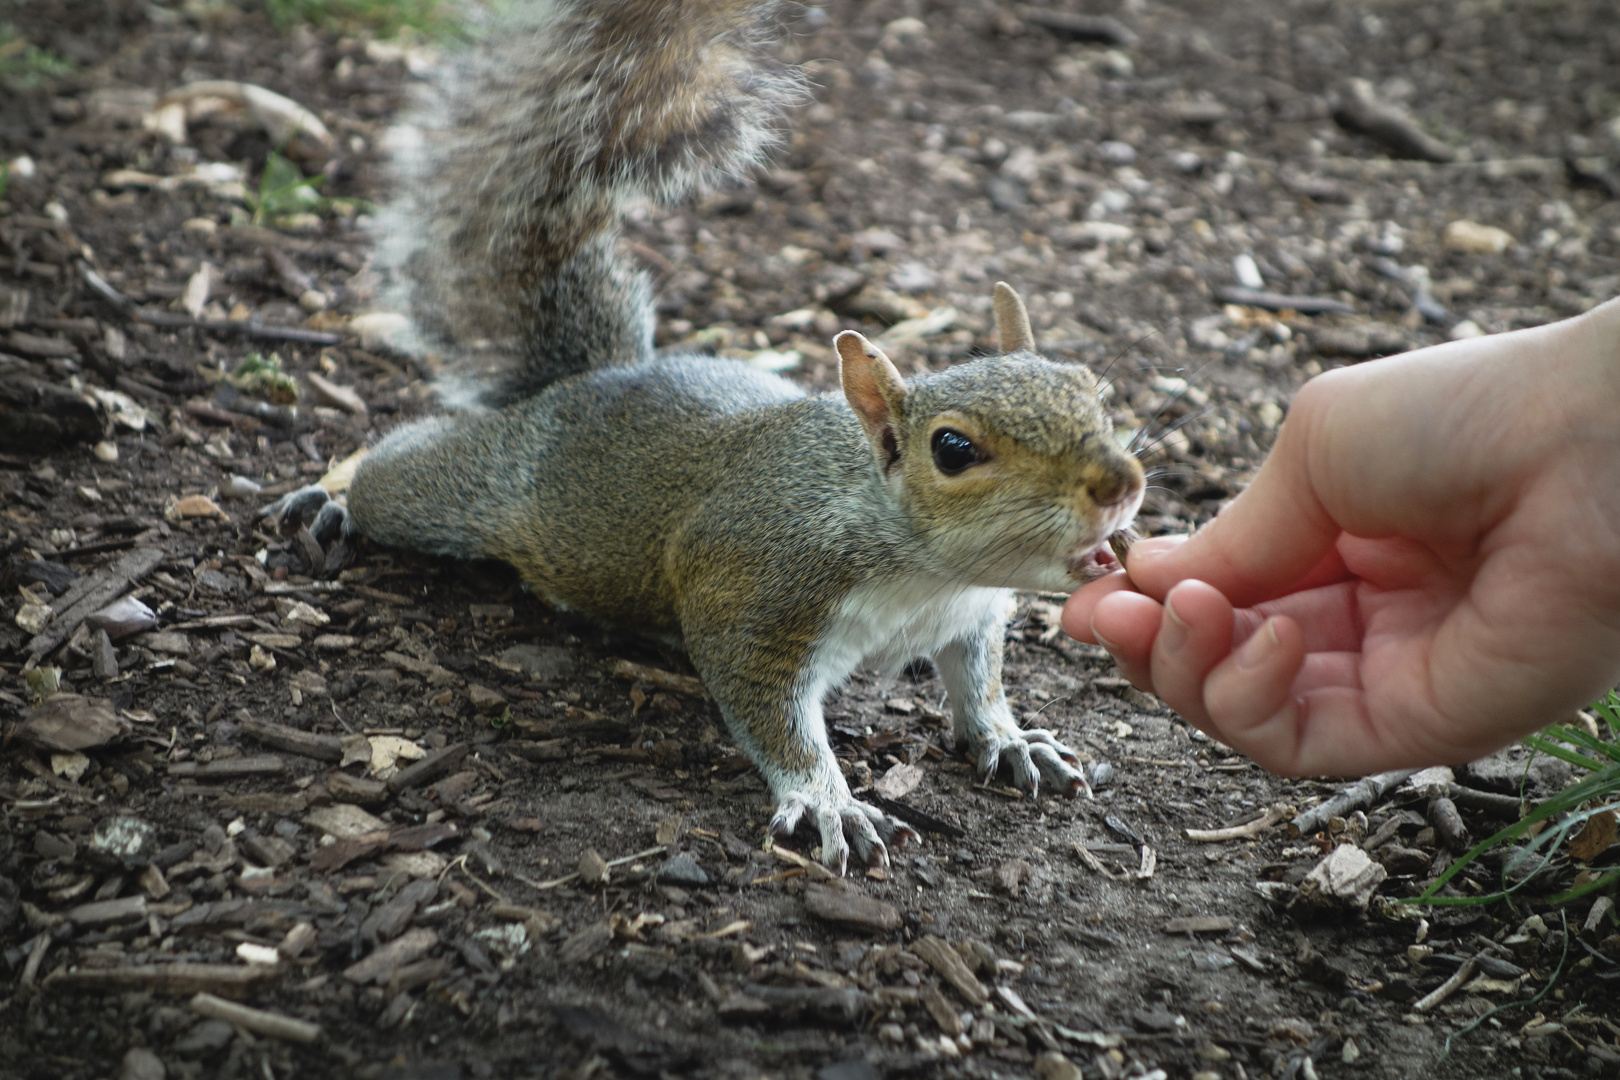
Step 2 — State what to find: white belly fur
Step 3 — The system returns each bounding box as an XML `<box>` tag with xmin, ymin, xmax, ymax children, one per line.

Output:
<box><xmin>803</xmin><ymin>577</ymin><xmax>1014</xmax><ymax>699</ymax></box>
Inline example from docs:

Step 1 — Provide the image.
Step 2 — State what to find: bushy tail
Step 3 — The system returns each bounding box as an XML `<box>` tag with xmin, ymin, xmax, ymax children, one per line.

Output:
<box><xmin>377</xmin><ymin>0</ymin><xmax>802</xmax><ymax>410</ymax></box>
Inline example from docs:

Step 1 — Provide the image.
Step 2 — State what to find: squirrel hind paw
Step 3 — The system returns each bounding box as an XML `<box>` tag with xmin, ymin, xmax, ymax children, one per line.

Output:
<box><xmin>770</xmin><ymin>792</ymin><xmax>919</xmax><ymax>876</ymax></box>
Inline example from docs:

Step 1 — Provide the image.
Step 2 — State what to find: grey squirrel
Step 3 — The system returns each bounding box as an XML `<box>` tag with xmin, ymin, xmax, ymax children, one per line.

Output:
<box><xmin>264</xmin><ymin>0</ymin><xmax>1146</xmax><ymax>874</ymax></box>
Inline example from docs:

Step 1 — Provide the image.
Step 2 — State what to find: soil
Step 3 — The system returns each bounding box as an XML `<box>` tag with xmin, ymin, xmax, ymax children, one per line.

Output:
<box><xmin>2</xmin><ymin>1</ymin><xmax>1619</xmax><ymax>1079</ymax></box>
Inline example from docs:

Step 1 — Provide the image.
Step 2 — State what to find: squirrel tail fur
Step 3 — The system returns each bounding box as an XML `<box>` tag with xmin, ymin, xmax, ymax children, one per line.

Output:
<box><xmin>377</xmin><ymin>0</ymin><xmax>803</xmax><ymax>410</ymax></box>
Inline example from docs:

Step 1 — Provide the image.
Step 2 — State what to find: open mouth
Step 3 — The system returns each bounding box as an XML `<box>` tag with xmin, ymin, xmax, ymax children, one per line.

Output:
<box><xmin>1065</xmin><ymin>542</ymin><xmax>1121</xmax><ymax>584</ymax></box>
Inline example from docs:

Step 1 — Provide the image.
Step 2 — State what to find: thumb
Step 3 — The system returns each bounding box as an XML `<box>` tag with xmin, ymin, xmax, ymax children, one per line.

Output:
<box><xmin>1127</xmin><ymin>407</ymin><xmax>1345</xmax><ymax>608</ymax></box>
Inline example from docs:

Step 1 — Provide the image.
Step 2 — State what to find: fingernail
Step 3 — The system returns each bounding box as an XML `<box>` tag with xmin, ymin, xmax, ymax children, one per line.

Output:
<box><xmin>1159</xmin><ymin>594</ymin><xmax>1191</xmax><ymax>652</ymax></box>
<box><xmin>1092</xmin><ymin>624</ymin><xmax>1124</xmax><ymax>654</ymax></box>
<box><xmin>1235</xmin><ymin>619</ymin><xmax>1280</xmax><ymax>670</ymax></box>
<box><xmin>1126</xmin><ymin>535</ymin><xmax>1188</xmax><ymax>566</ymax></box>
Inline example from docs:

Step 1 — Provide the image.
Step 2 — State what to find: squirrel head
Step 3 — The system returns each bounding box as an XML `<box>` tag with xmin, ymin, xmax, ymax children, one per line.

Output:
<box><xmin>838</xmin><ymin>283</ymin><xmax>1144</xmax><ymax>592</ymax></box>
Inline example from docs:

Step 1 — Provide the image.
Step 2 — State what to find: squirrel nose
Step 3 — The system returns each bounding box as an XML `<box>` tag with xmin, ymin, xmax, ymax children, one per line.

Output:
<box><xmin>1087</xmin><ymin>460</ymin><xmax>1144</xmax><ymax>508</ymax></box>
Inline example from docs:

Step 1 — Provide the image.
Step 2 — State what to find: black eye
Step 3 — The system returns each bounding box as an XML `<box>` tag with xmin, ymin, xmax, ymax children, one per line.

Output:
<box><xmin>931</xmin><ymin>428</ymin><xmax>984</xmax><ymax>475</ymax></box>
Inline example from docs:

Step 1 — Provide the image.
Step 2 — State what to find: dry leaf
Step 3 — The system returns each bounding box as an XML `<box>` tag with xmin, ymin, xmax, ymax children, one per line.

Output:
<box><xmin>873</xmin><ymin>762</ymin><xmax>924</xmax><ymax>800</ymax></box>
<box><xmin>1569</xmin><ymin>810</ymin><xmax>1617</xmax><ymax>862</ymax></box>
<box><xmin>51</xmin><ymin>751</ymin><xmax>91</xmax><ymax>782</ymax></box>
<box><xmin>368</xmin><ymin>735</ymin><xmax>427</xmax><ymax>776</ymax></box>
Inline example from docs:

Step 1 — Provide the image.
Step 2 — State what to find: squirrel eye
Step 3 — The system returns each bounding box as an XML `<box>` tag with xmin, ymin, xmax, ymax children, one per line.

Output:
<box><xmin>931</xmin><ymin>428</ymin><xmax>984</xmax><ymax>475</ymax></box>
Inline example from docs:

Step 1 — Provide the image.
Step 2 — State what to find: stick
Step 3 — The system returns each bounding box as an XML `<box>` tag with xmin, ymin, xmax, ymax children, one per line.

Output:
<box><xmin>134</xmin><ymin>307</ymin><xmax>343</xmax><ymax>346</ymax></box>
<box><xmin>191</xmin><ymin>992</ymin><xmax>322</xmax><ymax>1043</ymax></box>
<box><xmin>1212</xmin><ymin>287</ymin><xmax>1355</xmax><ymax>315</ymax></box>
<box><xmin>1186</xmin><ymin>803</ymin><xmax>1290</xmax><ymax>842</ymax></box>
<box><xmin>1413</xmin><ymin>955</ymin><xmax>1478</xmax><ymax>1012</ymax></box>
<box><xmin>1289</xmin><ymin>770</ymin><xmax>1419</xmax><ymax>837</ymax></box>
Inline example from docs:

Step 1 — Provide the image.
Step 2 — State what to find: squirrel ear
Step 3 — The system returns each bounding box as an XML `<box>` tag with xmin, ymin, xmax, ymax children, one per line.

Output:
<box><xmin>992</xmin><ymin>281</ymin><xmax>1036</xmax><ymax>353</ymax></box>
<box><xmin>836</xmin><ymin>331</ymin><xmax>906</xmax><ymax>472</ymax></box>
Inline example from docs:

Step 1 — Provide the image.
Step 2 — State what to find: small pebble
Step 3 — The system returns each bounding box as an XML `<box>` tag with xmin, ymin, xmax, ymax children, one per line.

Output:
<box><xmin>657</xmin><ymin>853</ymin><xmax>710</xmax><ymax>887</ymax></box>
<box><xmin>1095</xmin><ymin>140</ymin><xmax>1137</xmax><ymax>166</ymax></box>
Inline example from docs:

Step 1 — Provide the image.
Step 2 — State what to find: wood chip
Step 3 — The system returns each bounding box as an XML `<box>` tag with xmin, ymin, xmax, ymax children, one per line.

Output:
<box><xmin>167</xmin><ymin>755</ymin><xmax>287</xmax><ymax>779</ymax></box>
<box><xmin>65</xmin><ymin>895</ymin><xmax>147</xmax><ymax>927</ymax></box>
<box><xmin>343</xmin><ymin>928</ymin><xmax>438</xmax><ymax>985</ymax></box>
<box><xmin>1161</xmin><ymin>916</ymin><xmax>1235</xmax><ymax>935</ymax></box>
<box><xmin>921</xmin><ymin>985</ymin><xmax>964</xmax><ymax>1035</ymax></box>
<box><xmin>559</xmin><ymin>920</ymin><xmax>614</xmax><ymax>965</ymax></box>
<box><xmin>235</xmin><ymin>713</ymin><xmax>342</xmax><ymax>761</ymax></box>
<box><xmin>911</xmin><ymin>934</ymin><xmax>989</xmax><ymax>1006</ymax></box>
<box><xmin>872</xmin><ymin>763</ymin><xmax>924</xmax><ymax>800</ymax></box>
<box><xmin>804</xmin><ymin>884</ymin><xmax>902</xmax><ymax>934</ymax></box>
<box><xmin>610</xmin><ymin>659</ymin><xmax>708</xmax><ymax>698</ymax></box>
<box><xmin>17</xmin><ymin>694</ymin><xmax>124</xmax><ymax>752</ymax></box>
<box><xmin>387</xmin><ymin>742</ymin><xmax>469</xmax><ymax>791</ymax></box>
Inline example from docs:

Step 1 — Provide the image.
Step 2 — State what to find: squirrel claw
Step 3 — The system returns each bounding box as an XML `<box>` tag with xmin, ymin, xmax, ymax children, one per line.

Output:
<box><xmin>770</xmin><ymin>788</ymin><xmax>917</xmax><ymax>876</ymax></box>
<box><xmin>969</xmin><ymin>722</ymin><xmax>1090</xmax><ymax>801</ymax></box>
<box><xmin>259</xmin><ymin>485</ymin><xmax>359</xmax><ymax>577</ymax></box>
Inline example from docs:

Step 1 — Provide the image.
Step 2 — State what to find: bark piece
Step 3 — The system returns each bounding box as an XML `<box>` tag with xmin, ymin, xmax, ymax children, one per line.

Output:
<box><xmin>1021</xmin><ymin>10</ymin><xmax>1137</xmax><ymax>47</ymax></box>
<box><xmin>387</xmin><ymin>742</ymin><xmax>469</xmax><ymax>791</ymax></box>
<box><xmin>27</xmin><ymin>548</ymin><xmax>165</xmax><ymax>659</ymax></box>
<box><xmin>911</xmin><ymin>934</ymin><xmax>989</xmax><ymax>1006</ymax></box>
<box><xmin>804</xmin><ymin>884</ymin><xmax>902</xmax><ymax>934</ymax></box>
<box><xmin>1289</xmin><ymin>770</ymin><xmax>1419</xmax><ymax>837</ymax></box>
<box><xmin>611</xmin><ymin>659</ymin><xmax>708</xmax><ymax>698</ymax></box>
<box><xmin>167</xmin><ymin>755</ymin><xmax>287</xmax><ymax>779</ymax></box>
<box><xmin>342</xmin><ymin>928</ymin><xmax>438</xmax><ymax>984</ymax></box>
<box><xmin>17</xmin><ymin>694</ymin><xmax>124</xmax><ymax>751</ymax></box>
<box><xmin>1161</xmin><ymin>916</ymin><xmax>1235</xmax><ymax>935</ymax></box>
<box><xmin>237</xmin><ymin>713</ymin><xmax>344</xmax><ymax>762</ymax></box>
<box><xmin>1212</xmin><ymin>287</ymin><xmax>1355</xmax><ymax>315</ymax></box>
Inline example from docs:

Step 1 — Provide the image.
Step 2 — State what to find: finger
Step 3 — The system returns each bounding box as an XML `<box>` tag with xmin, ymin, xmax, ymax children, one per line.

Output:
<box><xmin>1148</xmin><ymin>580</ymin><xmax>1236</xmax><ymax>729</ymax></box>
<box><xmin>1244</xmin><ymin>580</ymin><xmax>1365</xmax><ymax>653</ymax></box>
<box><xmin>1201</xmin><ymin>616</ymin><xmax>1312</xmax><ymax>771</ymax></box>
<box><xmin>1088</xmin><ymin>590</ymin><xmax>1165</xmax><ymax>688</ymax></box>
<box><xmin>1061</xmin><ymin>570</ymin><xmax>1138</xmax><ymax>643</ymax></box>
<box><xmin>1126</xmin><ymin>393</ymin><xmax>1346</xmax><ymax>607</ymax></box>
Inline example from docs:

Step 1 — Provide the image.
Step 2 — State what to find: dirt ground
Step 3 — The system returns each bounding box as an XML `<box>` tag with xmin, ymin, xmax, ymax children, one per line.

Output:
<box><xmin>2</xmin><ymin>1</ymin><xmax>1619</xmax><ymax>1078</ymax></box>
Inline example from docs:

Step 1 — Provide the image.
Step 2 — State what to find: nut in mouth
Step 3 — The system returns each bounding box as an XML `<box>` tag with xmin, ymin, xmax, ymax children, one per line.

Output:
<box><xmin>1066</xmin><ymin>528</ymin><xmax>1139</xmax><ymax>584</ymax></box>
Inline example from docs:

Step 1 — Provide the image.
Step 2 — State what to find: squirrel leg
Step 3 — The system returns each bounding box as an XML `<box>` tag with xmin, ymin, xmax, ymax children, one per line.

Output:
<box><xmin>700</xmin><ymin>679</ymin><xmax>919</xmax><ymax>874</ymax></box>
<box><xmin>935</xmin><ymin>624</ymin><xmax>1092</xmax><ymax>800</ymax></box>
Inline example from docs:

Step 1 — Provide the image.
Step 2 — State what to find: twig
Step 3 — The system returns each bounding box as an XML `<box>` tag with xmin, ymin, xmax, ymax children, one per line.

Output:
<box><xmin>1186</xmin><ymin>803</ymin><xmax>1290</xmax><ymax>842</ymax></box>
<box><xmin>1412</xmin><ymin>955</ymin><xmax>1477</xmax><ymax>1012</ymax></box>
<box><xmin>134</xmin><ymin>307</ymin><xmax>343</xmax><ymax>346</ymax></box>
<box><xmin>1213</xmin><ymin>287</ymin><xmax>1355</xmax><ymax>315</ymax></box>
<box><xmin>190</xmin><ymin>992</ymin><xmax>321</xmax><ymax>1044</ymax></box>
<box><xmin>1289</xmin><ymin>769</ymin><xmax>1419</xmax><ymax>837</ymax></box>
<box><xmin>519</xmin><ymin>845</ymin><xmax>668</xmax><ymax>890</ymax></box>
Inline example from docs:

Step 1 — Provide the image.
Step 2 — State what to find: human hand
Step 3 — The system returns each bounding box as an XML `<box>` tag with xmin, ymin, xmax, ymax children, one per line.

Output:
<box><xmin>1064</xmin><ymin>298</ymin><xmax>1620</xmax><ymax>775</ymax></box>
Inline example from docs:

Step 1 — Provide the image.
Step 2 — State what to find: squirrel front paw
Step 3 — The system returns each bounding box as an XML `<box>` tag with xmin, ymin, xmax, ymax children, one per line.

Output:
<box><xmin>769</xmin><ymin>785</ymin><xmax>920</xmax><ymax>876</ymax></box>
<box><xmin>258</xmin><ymin>484</ymin><xmax>359</xmax><ymax>575</ymax></box>
<box><xmin>964</xmin><ymin>721</ymin><xmax>1091</xmax><ymax>800</ymax></box>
